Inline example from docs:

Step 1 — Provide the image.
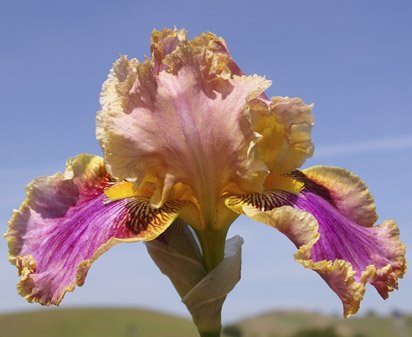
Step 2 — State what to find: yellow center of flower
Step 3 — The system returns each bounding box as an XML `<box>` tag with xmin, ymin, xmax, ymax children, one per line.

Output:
<box><xmin>104</xmin><ymin>181</ymin><xmax>137</xmax><ymax>200</ymax></box>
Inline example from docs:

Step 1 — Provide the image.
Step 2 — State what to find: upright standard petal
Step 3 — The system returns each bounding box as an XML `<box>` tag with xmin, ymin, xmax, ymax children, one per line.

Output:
<box><xmin>250</xmin><ymin>96</ymin><xmax>315</xmax><ymax>179</ymax></box>
<box><xmin>5</xmin><ymin>154</ymin><xmax>184</xmax><ymax>305</ymax></box>
<box><xmin>226</xmin><ymin>167</ymin><xmax>406</xmax><ymax>317</ymax></box>
<box><xmin>97</xmin><ymin>28</ymin><xmax>270</xmax><ymax>229</ymax></box>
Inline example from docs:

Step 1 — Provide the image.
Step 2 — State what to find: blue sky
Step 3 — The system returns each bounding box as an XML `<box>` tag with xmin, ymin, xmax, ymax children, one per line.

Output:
<box><xmin>1</xmin><ymin>0</ymin><xmax>411</xmax><ymax>322</ymax></box>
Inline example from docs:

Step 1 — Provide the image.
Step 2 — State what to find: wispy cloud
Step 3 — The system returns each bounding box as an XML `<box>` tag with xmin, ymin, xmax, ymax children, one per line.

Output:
<box><xmin>315</xmin><ymin>135</ymin><xmax>412</xmax><ymax>157</ymax></box>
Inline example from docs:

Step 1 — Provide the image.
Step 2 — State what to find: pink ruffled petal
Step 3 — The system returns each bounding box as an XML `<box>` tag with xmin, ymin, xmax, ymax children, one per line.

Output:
<box><xmin>97</xmin><ymin>28</ymin><xmax>270</xmax><ymax>230</ymax></box>
<box><xmin>6</xmin><ymin>154</ymin><xmax>184</xmax><ymax>305</ymax></box>
<box><xmin>226</xmin><ymin>167</ymin><xmax>406</xmax><ymax>317</ymax></box>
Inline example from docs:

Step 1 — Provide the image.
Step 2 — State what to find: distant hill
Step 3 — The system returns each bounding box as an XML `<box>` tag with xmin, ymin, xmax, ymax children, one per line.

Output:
<box><xmin>0</xmin><ymin>308</ymin><xmax>198</xmax><ymax>337</ymax></box>
<box><xmin>231</xmin><ymin>310</ymin><xmax>412</xmax><ymax>337</ymax></box>
<box><xmin>0</xmin><ymin>308</ymin><xmax>411</xmax><ymax>337</ymax></box>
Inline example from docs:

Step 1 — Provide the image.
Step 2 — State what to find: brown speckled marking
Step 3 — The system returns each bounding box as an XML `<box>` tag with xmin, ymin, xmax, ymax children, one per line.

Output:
<box><xmin>125</xmin><ymin>199</ymin><xmax>187</xmax><ymax>235</ymax></box>
<box><xmin>227</xmin><ymin>190</ymin><xmax>295</xmax><ymax>212</ymax></box>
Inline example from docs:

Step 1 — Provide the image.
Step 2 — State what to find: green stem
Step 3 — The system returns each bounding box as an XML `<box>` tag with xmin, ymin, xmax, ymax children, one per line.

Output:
<box><xmin>199</xmin><ymin>331</ymin><xmax>221</xmax><ymax>337</ymax></box>
<box><xmin>193</xmin><ymin>227</ymin><xmax>229</xmax><ymax>337</ymax></box>
<box><xmin>196</xmin><ymin>227</ymin><xmax>228</xmax><ymax>273</ymax></box>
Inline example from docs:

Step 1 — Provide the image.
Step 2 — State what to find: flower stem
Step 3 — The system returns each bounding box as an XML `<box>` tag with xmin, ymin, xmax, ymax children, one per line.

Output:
<box><xmin>196</xmin><ymin>227</ymin><xmax>228</xmax><ymax>273</ymax></box>
<box><xmin>199</xmin><ymin>331</ymin><xmax>221</xmax><ymax>337</ymax></box>
<box><xmin>194</xmin><ymin>228</ymin><xmax>229</xmax><ymax>337</ymax></box>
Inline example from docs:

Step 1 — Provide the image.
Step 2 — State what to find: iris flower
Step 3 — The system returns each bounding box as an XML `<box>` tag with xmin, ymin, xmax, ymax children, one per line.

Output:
<box><xmin>6</xmin><ymin>28</ymin><xmax>406</xmax><ymax>337</ymax></box>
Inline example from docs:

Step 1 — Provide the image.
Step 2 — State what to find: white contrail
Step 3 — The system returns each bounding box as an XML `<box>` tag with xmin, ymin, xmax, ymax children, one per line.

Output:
<box><xmin>315</xmin><ymin>135</ymin><xmax>412</xmax><ymax>157</ymax></box>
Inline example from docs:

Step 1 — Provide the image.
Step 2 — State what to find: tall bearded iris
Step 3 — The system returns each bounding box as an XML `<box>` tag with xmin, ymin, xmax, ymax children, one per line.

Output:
<box><xmin>6</xmin><ymin>28</ymin><xmax>406</xmax><ymax>337</ymax></box>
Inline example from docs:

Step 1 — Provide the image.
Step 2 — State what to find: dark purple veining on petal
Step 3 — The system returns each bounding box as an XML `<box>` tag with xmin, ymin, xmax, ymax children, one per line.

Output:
<box><xmin>233</xmin><ymin>170</ymin><xmax>404</xmax><ymax>314</ymax></box>
<box><xmin>255</xmin><ymin>172</ymin><xmax>396</xmax><ymax>282</ymax></box>
<box><xmin>294</xmin><ymin>191</ymin><xmax>390</xmax><ymax>281</ymax></box>
<box><xmin>16</xmin><ymin>192</ymin><xmax>135</xmax><ymax>304</ymax></box>
<box><xmin>24</xmin><ymin>195</ymin><xmax>132</xmax><ymax>271</ymax></box>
